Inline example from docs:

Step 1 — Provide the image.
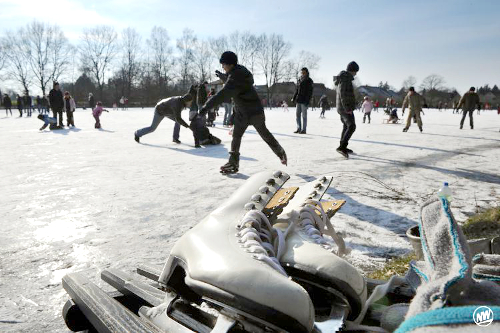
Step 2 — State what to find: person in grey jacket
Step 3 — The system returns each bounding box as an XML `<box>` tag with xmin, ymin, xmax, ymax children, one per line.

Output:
<box><xmin>334</xmin><ymin>61</ymin><xmax>359</xmax><ymax>158</ymax></box>
<box><xmin>134</xmin><ymin>92</ymin><xmax>193</xmax><ymax>143</ymax></box>
<box><xmin>292</xmin><ymin>67</ymin><xmax>314</xmax><ymax>134</ymax></box>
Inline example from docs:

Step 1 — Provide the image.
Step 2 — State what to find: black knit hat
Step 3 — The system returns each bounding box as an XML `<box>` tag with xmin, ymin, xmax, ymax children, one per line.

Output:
<box><xmin>346</xmin><ymin>61</ymin><xmax>359</xmax><ymax>72</ymax></box>
<box><xmin>409</xmin><ymin>86</ymin><xmax>415</xmax><ymax>92</ymax></box>
<box><xmin>470</xmin><ymin>87</ymin><xmax>475</xmax><ymax>91</ymax></box>
<box><xmin>220</xmin><ymin>51</ymin><xmax>238</xmax><ymax>65</ymax></box>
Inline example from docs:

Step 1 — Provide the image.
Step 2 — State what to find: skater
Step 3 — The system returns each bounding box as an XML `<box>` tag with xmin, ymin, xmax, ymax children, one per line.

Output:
<box><xmin>199</xmin><ymin>51</ymin><xmax>287</xmax><ymax>174</ymax></box>
<box><xmin>401</xmin><ymin>87</ymin><xmax>424</xmax><ymax>132</ymax></box>
<box><xmin>24</xmin><ymin>92</ymin><xmax>32</xmax><ymax>117</ymax></box>
<box><xmin>361</xmin><ymin>96</ymin><xmax>373</xmax><ymax>123</ymax></box>
<box><xmin>16</xmin><ymin>94</ymin><xmax>23</xmax><ymax>117</ymax></box>
<box><xmin>281</xmin><ymin>100</ymin><xmax>289</xmax><ymax>112</ymax></box>
<box><xmin>456</xmin><ymin>86</ymin><xmax>480</xmax><ymax>130</ymax></box>
<box><xmin>49</xmin><ymin>81</ymin><xmax>64</xmax><ymax>127</ymax></box>
<box><xmin>3</xmin><ymin>94</ymin><xmax>12</xmax><ymax>116</ymax></box>
<box><xmin>334</xmin><ymin>61</ymin><xmax>359</xmax><ymax>158</ymax></box>
<box><xmin>36</xmin><ymin>95</ymin><xmax>42</xmax><ymax>113</ymax></box>
<box><xmin>88</xmin><ymin>93</ymin><xmax>96</xmax><ymax>110</ymax></box>
<box><xmin>63</xmin><ymin>91</ymin><xmax>76</xmax><ymax>127</ymax></box>
<box><xmin>374</xmin><ymin>99</ymin><xmax>379</xmax><ymax>112</ymax></box>
<box><xmin>134</xmin><ymin>91</ymin><xmax>193</xmax><ymax>143</ymax></box>
<box><xmin>292</xmin><ymin>67</ymin><xmax>313</xmax><ymax>134</ymax></box>
<box><xmin>319</xmin><ymin>94</ymin><xmax>329</xmax><ymax>118</ymax></box>
<box><xmin>42</xmin><ymin>95</ymin><xmax>49</xmax><ymax>114</ymax></box>
<box><xmin>92</xmin><ymin>102</ymin><xmax>109</xmax><ymax>129</ymax></box>
<box><xmin>37</xmin><ymin>114</ymin><xmax>61</xmax><ymax>130</ymax></box>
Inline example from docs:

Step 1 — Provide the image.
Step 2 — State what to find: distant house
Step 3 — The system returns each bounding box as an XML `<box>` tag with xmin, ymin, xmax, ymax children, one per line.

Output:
<box><xmin>357</xmin><ymin>85</ymin><xmax>401</xmax><ymax>102</ymax></box>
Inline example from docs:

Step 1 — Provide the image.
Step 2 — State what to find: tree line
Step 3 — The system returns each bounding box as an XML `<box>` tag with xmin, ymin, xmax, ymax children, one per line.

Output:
<box><xmin>0</xmin><ymin>21</ymin><xmax>320</xmax><ymax>106</ymax></box>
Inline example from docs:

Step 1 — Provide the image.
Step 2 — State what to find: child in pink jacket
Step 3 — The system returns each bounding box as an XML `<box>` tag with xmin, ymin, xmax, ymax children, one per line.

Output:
<box><xmin>92</xmin><ymin>101</ymin><xmax>109</xmax><ymax>128</ymax></box>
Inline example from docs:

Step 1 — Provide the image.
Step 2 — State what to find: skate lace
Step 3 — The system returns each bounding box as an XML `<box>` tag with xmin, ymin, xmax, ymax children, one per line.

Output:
<box><xmin>296</xmin><ymin>199</ymin><xmax>348</xmax><ymax>257</ymax></box>
<box><xmin>237</xmin><ymin>210</ymin><xmax>288</xmax><ymax>276</ymax></box>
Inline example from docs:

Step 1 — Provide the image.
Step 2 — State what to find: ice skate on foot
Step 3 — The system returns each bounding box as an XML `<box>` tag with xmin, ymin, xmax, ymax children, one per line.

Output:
<box><xmin>402</xmin><ymin>128</ymin><xmax>408</xmax><ymax>132</ymax></box>
<box><xmin>173</xmin><ymin>138</ymin><xmax>181</xmax><ymax>144</ymax></box>
<box><xmin>336</xmin><ymin>147</ymin><xmax>349</xmax><ymax>158</ymax></box>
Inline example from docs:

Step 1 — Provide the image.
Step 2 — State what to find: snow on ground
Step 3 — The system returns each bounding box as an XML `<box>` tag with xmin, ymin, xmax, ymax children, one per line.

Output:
<box><xmin>1</xmin><ymin>106</ymin><xmax>499</xmax><ymax>331</ymax></box>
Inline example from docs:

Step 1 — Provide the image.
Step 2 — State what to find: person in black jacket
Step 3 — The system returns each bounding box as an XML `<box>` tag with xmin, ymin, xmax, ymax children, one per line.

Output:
<box><xmin>49</xmin><ymin>82</ymin><xmax>64</xmax><ymax>126</ymax></box>
<box><xmin>319</xmin><ymin>94</ymin><xmax>330</xmax><ymax>118</ymax></box>
<box><xmin>3</xmin><ymin>94</ymin><xmax>12</xmax><ymax>116</ymax></box>
<box><xmin>292</xmin><ymin>67</ymin><xmax>313</xmax><ymax>134</ymax></box>
<box><xmin>199</xmin><ymin>51</ymin><xmax>287</xmax><ymax>174</ymax></box>
<box><xmin>334</xmin><ymin>61</ymin><xmax>359</xmax><ymax>158</ymax></box>
<box><xmin>16</xmin><ymin>94</ymin><xmax>23</xmax><ymax>117</ymax></box>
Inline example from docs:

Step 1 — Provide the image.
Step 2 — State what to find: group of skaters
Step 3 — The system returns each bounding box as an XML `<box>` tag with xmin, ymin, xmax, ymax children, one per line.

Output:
<box><xmin>2</xmin><ymin>93</ymin><xmax>50</xmax><ymax>117</ymax></box>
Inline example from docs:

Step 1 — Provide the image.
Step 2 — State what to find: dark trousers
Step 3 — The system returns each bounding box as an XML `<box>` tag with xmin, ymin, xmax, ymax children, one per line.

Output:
<box><xmin>5</xmin><ymin>107</ymin><xmax>12</xmax><ymax>116</ymax></box>
<box><xmin>339</xmin><ymin>112</ymin><xmax>356</xmax><ymax>149</ymax></box>
<box><xmin>460</xmin><ymin>110</ymin><xmax>474</xmax><ymax>128</ymax></box>
<box><xmin>66</xmin><ymin>111</ymin><xmax>75</xmax><ymax>126</ymax></box>
<box><xmin>320</xmin><ymin>107</ymin><xmax>326</xmax><ymax>117</ymax></box>
<box><xmin>94</xmin><ymin>115</ymin><xmax>101</xmax><ymax>128</ymax></box>
<box><xmin>231</xmin><ymin>112</ymin><xmax>282</xmax><ymax>157</ymax></box>
<box><xmin>52</xmin><ymin>107</ymin><xmax>63</xmax><ymax>126</ymax></box>
<box><xmin>363</xmin><ymin>112</ymin><xmax>371</xmax><ymax>123</ymax></box>
<box><xmin>18</xmin><ymin>107</ymin><xmax>23</xmax><ymax>117</ymax></box>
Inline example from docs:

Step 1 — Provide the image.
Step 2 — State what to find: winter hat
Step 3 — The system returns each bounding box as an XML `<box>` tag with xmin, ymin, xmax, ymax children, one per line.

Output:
<box><xmin>219</xmin><ymin>51</ymin><xmax>238</xmax><ymax>65</ymax></box>
<box><xmin>97</xmin><ymin>101</ymin><xmax>102</xmax><ymax>106</ymax></box>
<box><xmin>470</xmin><ymin>87</ymin><xmax>475</xmax><ymax>91</ymax></box>
<box><xmin>346</xmin><ymin>61</ymin><xmax>359</xmax><ymax>72</ymax></box>
<box><xmin>409</xmin><ymin>86</ymin><xmax>415</xmax><ymax>92</ymax></box>
<box><xmin>53</xmin><ymin>81</ymin><xmax>59</xmax><ymax>86</ymax></box>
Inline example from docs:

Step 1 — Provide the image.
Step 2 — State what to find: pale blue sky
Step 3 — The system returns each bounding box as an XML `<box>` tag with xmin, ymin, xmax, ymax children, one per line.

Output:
<box><xmin>1</xmin><ymin>0</ymin><xmax>499</xmax><ymax>93</ymax></box>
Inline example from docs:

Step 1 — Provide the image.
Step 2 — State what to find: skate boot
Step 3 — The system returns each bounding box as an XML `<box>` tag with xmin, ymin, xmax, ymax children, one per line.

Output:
<box><xmin>220</xmin><ymin>152</ymin><xmax>239</xmax><ymax>174</ymax></box>
<box><xmin>402</xmin><ymin>128</ymin><xmax>408</xmax><ymax>132</ymax></box>
<box><xmin>151</xmin><ymin>171</ymin><xmax>315</xmax><ymax>332</ymax></box>
<box><xmin>336</xmin><ymin>147</ymin><xmax>349</xmax><ymax>158</ymax></box>
<box><xmin>274</xmin><ymin>177</ymin><xmax>367</xmax><ymax>324</ymax></box>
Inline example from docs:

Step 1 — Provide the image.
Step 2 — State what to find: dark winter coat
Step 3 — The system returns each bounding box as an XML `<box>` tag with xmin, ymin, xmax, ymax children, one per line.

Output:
<box><xmin>334</xmin><ymin>71</ymin><xmax>356</xmax><ymax>114</ymax></box>
<box><xmin>202</xmin><ymin>64</ymin><xmax>263</xmax><ymax>117</ymax></box>
<box><xmin>457</xmin><ymin>91</ymin><xmax>480</xmax><ymax>111</ymax></box>
<box><xmin>3</xmin><ymin>96</ymin><xmax>12</xmax><ymax>108</ymax></box>
<box><xmin>16</xmin><ymin>96</ymin><xmax>23</xmax><ymax>109</ymax></box>
<box><xmin>293</xmin><ymin>75</ymin><xmax>314</xmax><ymax>105</ymax></box>
<box><xmin>319</xmin><ymin>95</ymin><xmax>330</xmax><ymax>109</ymax></box>
<box><xmin>49</xmin><ymin>89</ymin><xmax>64</xmax><ymax>109</ymax></box>
<box><xmin>89</xmin><ymin>95</ymin><xmax>96</xmax><ymax>109</ymax></box>
<box><xmin>155</xmin><ymin>97</ymin><xmax>189</xmax><ymax>128</ymax></box>
<box><xmin>197</xmin><ymin>84</ymin><xmax>208</xmax><ymax>109</ymax></box>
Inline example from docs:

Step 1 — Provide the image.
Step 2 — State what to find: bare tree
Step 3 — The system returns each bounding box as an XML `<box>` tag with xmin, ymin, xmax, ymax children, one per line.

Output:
<box><xmin>176</xmin><ymin>28</ymin><xmax>196</xmax><ymax>90</ymax></box>
<box><xmin>2</xmin><ymin>30</ymin><xmax>32</xmax><ymax>93</ymax></box>
<box><xmin>193</xmin><ymin>39</ymin><xmax>212</xmax><ymax>83</ymax></box>
<box><xmin>285</xmin><ymin>50</ymin><xmax>321</xmax><ymax>82</ymax></box>
<box><xmin>21</xmin><ymin>21</ymin><xmax>72</xmax><ymax>96</ymax></box>
<box><xmin>119</xmin><ymin>27</ymin><xmax>142</xmax><ymax>97</ymax></box>
<box><xmin>147</xmin><ymin>26</ymin><xmax>174</xmax><ymax>91</ymax></box>
<box><xmin>402</xmin><ymin>75</ymin><xmax>417</xmax><ymax>90</ymax></box>
<box><xmin>420</xmin><ymin>74</ymin><xmax>445</xmax><ymax>91</ymax></box>
<box><xmin>79</xmin><ymin>26</ymin><xmax>118</xmax><ymax>100</ymax></box>
<box><xmin>208</xmin><ymin>35</ymin><xmax>228</xmax><ymax>60</ymax></box>
<box><xmin>0</xmin><ymin>42</ymin><xmax>6</xmax><ymax>74</ymax></box>
<box><xmin>257</xmin><ymin>33</ymin><xmax>291</xmax><ymax>102</ymax></box>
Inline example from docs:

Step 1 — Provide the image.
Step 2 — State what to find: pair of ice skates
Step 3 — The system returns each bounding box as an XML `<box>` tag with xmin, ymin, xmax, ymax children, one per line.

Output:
<box><xmin>143</xmin><ymin>171</ymin><xmax>367</xmax><ymax>332</ymax></box>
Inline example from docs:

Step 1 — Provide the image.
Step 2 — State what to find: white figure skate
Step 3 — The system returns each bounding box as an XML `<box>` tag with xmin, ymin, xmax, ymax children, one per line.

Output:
<box><xmin>274</xmin><ymin>176</ymin><xmax>368</xmax><ymax>323</ymax></box>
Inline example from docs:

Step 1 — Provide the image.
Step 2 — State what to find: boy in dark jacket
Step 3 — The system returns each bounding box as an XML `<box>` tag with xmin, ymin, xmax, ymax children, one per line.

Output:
<box><xmin>200</xmin><ymin>51</ymin><xmax>287</xmax><ymax>174</ymax></box>
<box><xmin>334</xmin><ymin>61</ymin><xmax>359</xmax><ymax>158</ymax></box>
<box><xmin>292</xmin><ymin>67</ymin><xmax>314</xmax><ymax>134</ymax></box>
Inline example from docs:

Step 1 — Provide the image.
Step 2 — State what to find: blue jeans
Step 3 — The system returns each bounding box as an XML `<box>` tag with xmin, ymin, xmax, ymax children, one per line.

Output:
<box><xmin>136</xmin><ymin>111</ymin><xmax>165</xmax><ymax>137</ymax></box>
<box><xmin>296</xmin><ymin>103</ymin><xmax>308</xmax><ymax>131</ymax></box>
<box><xmin>223</xmin><ymin>103</ymin><xmax>232</xmax><ymax>125</ymax></box>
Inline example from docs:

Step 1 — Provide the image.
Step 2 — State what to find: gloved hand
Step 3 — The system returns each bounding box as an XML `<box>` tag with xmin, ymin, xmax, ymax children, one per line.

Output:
<box><xmin>215</xmin><ymin>70</ymin><xmax>227</xmax><ymax>81</ymax></box>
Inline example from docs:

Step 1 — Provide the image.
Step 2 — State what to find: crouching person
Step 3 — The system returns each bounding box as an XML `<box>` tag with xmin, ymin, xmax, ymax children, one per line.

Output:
<box><xmin>37</xmin><ymin>114</ymin><xmax>60</xmax><ymax>131</ymax></box>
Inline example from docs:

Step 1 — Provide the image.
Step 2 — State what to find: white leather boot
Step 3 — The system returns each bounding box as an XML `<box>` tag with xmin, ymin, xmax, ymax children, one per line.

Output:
<box><xmin>275</xmin><ymin>176</ymin><xmax>367</xmax><ymax>323</ymax></box>
<box><xmin>156</xmin><ymin>171</ymin><xmax>315</xmax><ymax>332</ymax></box>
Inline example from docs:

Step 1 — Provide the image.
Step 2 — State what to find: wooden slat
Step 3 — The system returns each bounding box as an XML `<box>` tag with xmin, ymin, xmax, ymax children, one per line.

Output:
<box><xmin>317</xmin><ymin>200</ymin><xmax>346</xmax><ymax>218</ymax></box>
<box><xmin>137</xmin><ymin>264</ymin><xmax>162</xmax><ymax>282</ymax></box>
<box><xmin>62</xmin><ymin>273</ymin><xmax>162</xmax><ymax>333</ymax></box>
<box><xmin>101</xmin><ymin>268</ymin><xmax>165</xmax><ymax>307</ymax></box>
<box><xmin>263</xmin><ymin>187</ymin><xmax>299</xmax><ymax>218</ymax></box>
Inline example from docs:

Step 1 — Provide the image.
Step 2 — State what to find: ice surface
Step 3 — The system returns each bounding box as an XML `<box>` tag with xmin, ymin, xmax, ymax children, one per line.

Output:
<box><xmin>1</xmin><ymin>107</ymin><xmax>499</xmax><ymax>331</ymax></box>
